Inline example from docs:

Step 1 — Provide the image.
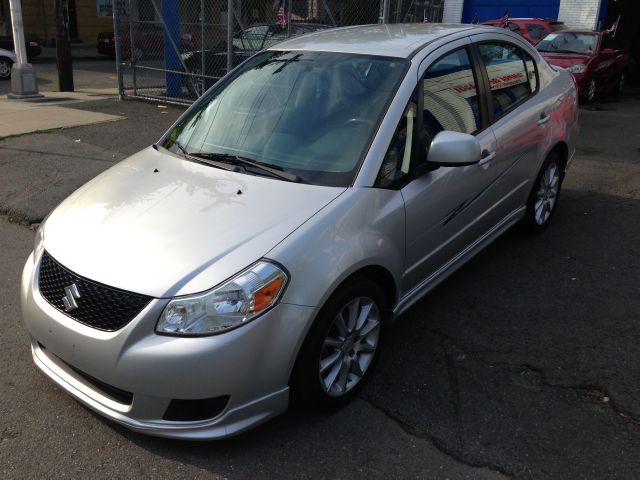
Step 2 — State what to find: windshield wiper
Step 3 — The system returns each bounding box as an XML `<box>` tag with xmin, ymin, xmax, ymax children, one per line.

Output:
<box><xmin>159</xmin><ymin>138</ymin><xmax>240</xmax><ymax>172</ymax></box>
<box><xmin>163</xmin><ymin>136</ymin><xmax>189</xmax><ymax>155</ymax></box>
<box><xmin>189</xmin><ymin>152</ymin><xmax>303</xmax><ymax>183</ymax></box>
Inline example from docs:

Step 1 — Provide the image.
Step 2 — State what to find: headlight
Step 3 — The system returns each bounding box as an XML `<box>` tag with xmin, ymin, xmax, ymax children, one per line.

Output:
<box><xmin>156</xmin><ymin>261</ymin><xmax>288</xmax><ymax>336</ymax></box>
<box><xmin>566</xmin><ymin>64</ymin><xmax>587</xmax><ymax>74</ymax></box>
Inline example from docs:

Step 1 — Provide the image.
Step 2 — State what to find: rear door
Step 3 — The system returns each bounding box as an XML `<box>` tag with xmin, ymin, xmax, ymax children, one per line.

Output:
<box><xmin>471</xmin><ymin>34</ymin><xmax>548</xmax><ymax>212</ymax></box>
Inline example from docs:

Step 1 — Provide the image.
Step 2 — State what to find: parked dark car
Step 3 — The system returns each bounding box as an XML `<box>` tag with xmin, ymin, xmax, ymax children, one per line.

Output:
<box><xmin>0</xmin><ymin>36</ymin><xmax>42</xmax><ymax>59</ymax></box>
<box><xmin>536</xmin><ymin>30</ymin><xmax>629</xmax><ymax>103</ymax></box>
<box><xmin>482</xmin><ymin>18</ymin><xmax>566</xmax><ymax>45</ymax></box>
<box><xmin>182</xmin><ymin>23</ymin><xmax>330</xmax><ymax>97</ymax></box>
<box><xmin>98</xmin><ymin>27</ymin><xmax>196</xmax><ymax>60</ymax></box>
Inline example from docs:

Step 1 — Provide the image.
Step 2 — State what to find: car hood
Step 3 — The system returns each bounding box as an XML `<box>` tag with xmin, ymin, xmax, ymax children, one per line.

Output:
<box><xmin>539</xmin><ymin>52</ymin><xmax>591</xmax><ymax>69</ymax></box>
<box><xmin>43</xmin><ymin>147</ymin><xmax>346</xmax><ymax>298</ymax></box>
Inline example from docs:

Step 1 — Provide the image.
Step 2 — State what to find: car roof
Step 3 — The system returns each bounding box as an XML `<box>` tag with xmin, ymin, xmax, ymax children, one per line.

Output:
<box><xmin>270</xmin><ymin>23</ymin><xmax>493</xmax><ymax>58</ymax></box>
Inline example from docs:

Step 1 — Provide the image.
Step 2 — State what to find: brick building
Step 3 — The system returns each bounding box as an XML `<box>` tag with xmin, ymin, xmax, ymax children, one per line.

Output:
<box><xmin>0</xmin><ymin>0</ymin><xmax>115</xmax><ymax>46</ymax></box>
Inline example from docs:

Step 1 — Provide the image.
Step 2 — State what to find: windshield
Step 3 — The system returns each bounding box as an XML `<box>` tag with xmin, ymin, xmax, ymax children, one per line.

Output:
<box><xmin>162</xmin><ymin>50</ymin><xmax>407</xmax><ymax>186</ymax></box>
<box><xmin>536</xmin><ymin>32</ymin><xmax>598</xmax><ymax>55</ymax></box>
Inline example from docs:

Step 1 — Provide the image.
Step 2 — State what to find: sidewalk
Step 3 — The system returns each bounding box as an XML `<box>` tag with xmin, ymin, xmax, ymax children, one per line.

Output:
<box><xmin>0</xmin><ymin>90</ymin><xmax>122</xmax><ymax>138</ymax></box>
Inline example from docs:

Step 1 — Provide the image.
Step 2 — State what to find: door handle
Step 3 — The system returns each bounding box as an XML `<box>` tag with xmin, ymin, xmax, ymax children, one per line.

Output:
<box><xmin>537</xmin><ymin>113</ymin><xmax>551</xmax><ymax>126</ymax></box>
<box><xmin>478</xmin><ymin>150</ymin><xmax>495</xmax><ymax>167</ymax></box>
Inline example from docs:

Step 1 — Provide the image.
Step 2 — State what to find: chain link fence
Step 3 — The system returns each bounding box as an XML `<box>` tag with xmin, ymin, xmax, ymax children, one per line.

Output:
<box><xmin>113</xmin><ymin>0</ymin><xmax>444</xmax><ymax>104</ymax></box>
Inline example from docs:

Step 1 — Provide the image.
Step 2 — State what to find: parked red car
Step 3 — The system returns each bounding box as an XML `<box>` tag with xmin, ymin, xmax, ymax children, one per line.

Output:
<box><xmin>481</xmin><ymin>18</ymin><xmax>566</xmax><ymax>45</ymax></box>
<box><xmin>98</xmin><ymin>27</ymin><xmax>195</xmax><ymax>60</ymax></box>
<box><xmin>536</xmin><ymin>30</ymin><xmax>629</xmax><ymax>103</ymax></box>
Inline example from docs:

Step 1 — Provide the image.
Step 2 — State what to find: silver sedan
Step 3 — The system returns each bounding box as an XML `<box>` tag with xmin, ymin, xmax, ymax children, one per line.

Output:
<box><xmin>21</xmin><ymin>23</ymin><xmax>578</xmax><ymax>439</ymax></box>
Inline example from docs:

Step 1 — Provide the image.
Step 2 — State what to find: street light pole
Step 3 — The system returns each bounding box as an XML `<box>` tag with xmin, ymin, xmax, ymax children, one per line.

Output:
<box><xmin>55</xmin><ymin>0</ymin><xmax>74</xmax><ymax>91</ymax></box>
<box><xmin>7</xmin><ymin>0</ymin><xmax>42</xmax><ymax>99</ymax></box>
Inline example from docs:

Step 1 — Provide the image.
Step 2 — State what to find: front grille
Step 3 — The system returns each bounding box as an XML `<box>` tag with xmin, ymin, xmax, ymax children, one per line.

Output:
<box><xmin>38</xmin><ymin>251</ymin><xmax>152</xmax><ymax>331</ymax></box>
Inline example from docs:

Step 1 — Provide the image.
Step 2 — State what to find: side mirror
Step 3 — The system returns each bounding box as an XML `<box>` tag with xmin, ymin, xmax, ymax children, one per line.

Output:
<box><xmin>426</xmin><ymin>131</ymin><xmax>481</xmax><ymax>167</ymax></box>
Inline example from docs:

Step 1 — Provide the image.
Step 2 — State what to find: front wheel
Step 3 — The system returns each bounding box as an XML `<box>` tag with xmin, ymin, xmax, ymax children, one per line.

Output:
<box><xmin>517</xmin><ymin>153</ymin><xmax>564</xmax><ymax>233</ymax></box>
<box><xmin>0</xmin><ymin>57</ymin><xmax>13</xmax><ymax>79</ymax></box>
<box><xmin>290</xmin><ymin>277</ymin><xmax>387</xmax><ymax>410</ymax></box>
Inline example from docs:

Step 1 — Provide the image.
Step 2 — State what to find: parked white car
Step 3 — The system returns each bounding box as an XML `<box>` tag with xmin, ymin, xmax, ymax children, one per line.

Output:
<box><xmin>0</xmin><ymin>47</ymin><xmax>16</xmax><ymax>79</ymax></box>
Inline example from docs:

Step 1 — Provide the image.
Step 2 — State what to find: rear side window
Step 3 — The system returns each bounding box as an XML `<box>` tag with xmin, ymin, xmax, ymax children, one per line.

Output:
<box><xmin>422</xmin><ymin>48</ymin><xmax>481</xmax><ymax>136</ymax></box>
<box><xmin>506</xmin><ymin>23</ymin><xmax>521</xmax><ymax>33</ymax></box>
<box><xmin>526</xmin><ymin>23</ymin><xmax>548</xmax><ymax>40</ymax></box>
<box><xmin>478</xmin><ymin>42</ymin><xmax>534</xmax><ymax>119</ymax></box>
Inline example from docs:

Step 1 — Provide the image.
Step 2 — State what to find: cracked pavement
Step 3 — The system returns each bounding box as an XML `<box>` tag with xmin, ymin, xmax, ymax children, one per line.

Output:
<box><xmin>1</xmin><ymin>88</ymin><xmax>639</xmax><ymax>478</ymax></box>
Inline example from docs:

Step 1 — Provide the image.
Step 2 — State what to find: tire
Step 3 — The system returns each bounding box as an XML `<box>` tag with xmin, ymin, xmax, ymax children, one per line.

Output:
<box><xmin>0</xmin><ymin>57</ymin><xmax>13</xmax><ymax>79</ymax></box>
<box><xmin>517</xmin><ymin>152</ymin><xmax>564</xmax><ymax>233</ymax></box>
<box><xmin>290</xmin><ymin>276</ymin><xmax>388</xmax><ymax>410</ymax></box>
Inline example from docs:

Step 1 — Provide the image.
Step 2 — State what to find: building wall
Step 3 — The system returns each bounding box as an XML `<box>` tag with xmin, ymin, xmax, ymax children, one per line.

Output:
<box><xmin>20</xmin><ymin>0</ymin><xmax>114</xmax><ymax>45</ymax></box>
<box><xmin>442</xmin><ymin>0</ymin><xmax>603</xmax><ymax>28</ymax></box>
<box><xmin>75</xmin><ymin>1</ymin><xmax>115</xmax><ymax>44</ymax></box>
<box><xmin>557</xmin><ymin>0</ymin><xmax>602</xmax><ymax>29</ymax></box>
<box><xmin>21</xmin><ymin>0</ymin><xmax>55</xmax><ymax>44</ymax></box>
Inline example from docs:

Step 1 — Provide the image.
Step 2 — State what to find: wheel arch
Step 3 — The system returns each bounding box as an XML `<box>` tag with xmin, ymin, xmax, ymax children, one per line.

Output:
<box><xmin>334</xmin><ymin>264</ymin><xmax>398</xmax><ymax>314</ymax></box>
<box><xmin>287</xmin><ymin>262</ymin><xmax>398</xmax><ymax>389</ymax></box>
<box><xmin>549</xmin><ymin>141</ymin><xmax>569</xmax><ymax>172</ymax></box>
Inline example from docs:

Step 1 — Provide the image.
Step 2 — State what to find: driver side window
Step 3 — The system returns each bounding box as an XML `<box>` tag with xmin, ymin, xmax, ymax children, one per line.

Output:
<box><xmin>423</xmin><ymin>47</ymin><xmax>481</xmax><ymax>136</ymax></box>
<box><xmin>375</xmin><ymin>47</ymin><xmax>481</xmax><ymax>189</ymax></box>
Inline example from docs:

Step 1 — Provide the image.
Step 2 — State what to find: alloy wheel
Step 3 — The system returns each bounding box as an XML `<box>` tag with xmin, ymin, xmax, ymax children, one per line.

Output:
<box><xmin>0</xmin><ymin>60</ymin><xmax>11</xmax><ymax>78</ymax></box>
<box><xmin>319</xmin><ymin>297</ymin><xmax>380</xmax><ymax>396</ymax></box>
<box><xmin>534</xmin><ymin>162</ymin><xmax>560</xmax><ymax>225</ymax></box>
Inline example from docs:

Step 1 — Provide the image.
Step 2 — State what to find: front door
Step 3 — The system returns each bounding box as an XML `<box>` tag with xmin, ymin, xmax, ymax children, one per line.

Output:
<box><xmin>400</xmin><ymin>42</ymin><xmax>500</xmax><ymax>293</ymax></box>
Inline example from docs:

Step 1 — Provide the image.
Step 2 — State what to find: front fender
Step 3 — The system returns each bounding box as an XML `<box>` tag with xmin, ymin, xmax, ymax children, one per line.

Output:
<box><xmin>268</xmin><ymin>187</ymin><xmax>405</xmax><ymax>311</ymax></box>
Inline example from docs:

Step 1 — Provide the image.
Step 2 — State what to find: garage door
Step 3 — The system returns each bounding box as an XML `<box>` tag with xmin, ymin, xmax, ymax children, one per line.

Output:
<box><xmin>461</xmin><ymin>0</ymin><xmax>561</xmax><ymax>23</ymax></box>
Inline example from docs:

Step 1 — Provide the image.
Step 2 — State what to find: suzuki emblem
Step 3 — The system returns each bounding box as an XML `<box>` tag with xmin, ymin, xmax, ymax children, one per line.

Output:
<box><xmin>62</xmin><ymin>283</ymin><xmax>81</xmax><ymax>312</ymax></box>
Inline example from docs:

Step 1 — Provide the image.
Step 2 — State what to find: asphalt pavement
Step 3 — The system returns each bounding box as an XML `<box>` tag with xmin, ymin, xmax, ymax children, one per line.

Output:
<box><xmin>1</xmin><ymin>88</ymin><xmax>639</xmax><ymax>479</ymax></box>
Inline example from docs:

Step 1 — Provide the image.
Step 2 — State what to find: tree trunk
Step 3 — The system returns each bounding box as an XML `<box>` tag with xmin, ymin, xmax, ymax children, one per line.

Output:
<box><xmin>55</xmin><ymin>0</ymin><xmax>74</xmax><ymax>92</ymax></box>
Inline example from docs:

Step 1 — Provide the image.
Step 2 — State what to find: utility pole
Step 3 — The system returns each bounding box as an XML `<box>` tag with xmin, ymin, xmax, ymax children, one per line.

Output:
<box><xmin>54</xmin><ymin>0</ymin><xmax>74</xmax><ymax>91</ymax></box>
<box><xmin>8</xmin><ymin>0</ymin><xmax>42</xmax><ymax>98</ymax></box>
<box><xmin>381</xmin><ymin>0</ymin><xmax>390</xmax><ymax>24</ymax></box>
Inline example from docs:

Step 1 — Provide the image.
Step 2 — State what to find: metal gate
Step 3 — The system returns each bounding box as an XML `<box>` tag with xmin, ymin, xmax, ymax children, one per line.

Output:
<box><xmin>113</xmin><ymin>0</ymin><xmax>445</xmax><ymax>105</ymax></box>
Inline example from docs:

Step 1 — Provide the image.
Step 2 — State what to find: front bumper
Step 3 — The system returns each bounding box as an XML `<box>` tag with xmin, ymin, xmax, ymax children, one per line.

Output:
<box><xmin>21</xmin><ymin>251</ymin><xmax>317</xmax><ymax>439</ymax></box>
